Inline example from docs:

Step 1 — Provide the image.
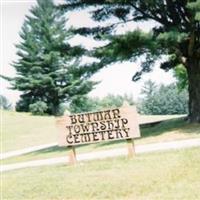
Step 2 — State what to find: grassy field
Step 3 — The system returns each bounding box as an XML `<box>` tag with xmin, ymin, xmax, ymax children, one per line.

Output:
<box><xmin>2</xmin><ymin>147</ymin><xmax>200</xmax><ymax>200</ymax></box>
<box><xmin>1</xmin><ymin>110</ymin><xmax>57</xmax><ymax>152</ymax></box>
<box><xmin>1</xmin><ymin>110</ymin><xmax>200</xmax><ymax>164</ymax></box>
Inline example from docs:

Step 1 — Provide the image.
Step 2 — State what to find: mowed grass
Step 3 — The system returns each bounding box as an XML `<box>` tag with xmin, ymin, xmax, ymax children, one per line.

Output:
<box><xmin>1</xmin><ymin>110</ymin><xmax>200</xmax><ymax>164</ymax></box>
<box><xmin>2</xmin><ymin>147</ymin><xmax>200</xmax><ymax>200</ymax></box>
<box><xmin>1</xmin><ymin>110</ymin><xmax>57</xmax><ymax>152</ymax></box>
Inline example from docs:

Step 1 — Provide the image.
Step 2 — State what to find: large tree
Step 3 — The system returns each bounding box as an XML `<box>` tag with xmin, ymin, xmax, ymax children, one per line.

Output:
<box><xmin>3</xmin><ymin>0</ymin><xmax>97</xmax><ymax>115</ymax></box>
<box><xmin>62</xmin><ymin>0</ymin><xmax>200</xmax><ymax>122</ymax></box>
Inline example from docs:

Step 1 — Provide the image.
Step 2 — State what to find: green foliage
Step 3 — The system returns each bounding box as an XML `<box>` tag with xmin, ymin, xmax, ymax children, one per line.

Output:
<box><xmin>62</xmin><ymin>0</ymin><xmax>199</xmax><ymax>74</ymax></box>
<box><xmin>98</xmin><ymin>93</ymin><xmax>134</xmax><ymax>109</ymax></box>
<box><xmin>68</xmin><ymin>94</ymin><xmax>134</xmax><ymax>113</ymax></box>
<box><xmin>140</xmin><ymin>80</ymin><xmax>157</xmax><ymax>98</ymax></box>
<box><xmin>0</xmin><ymin>95</ymin><xmax>12</xmax><ymax>110</ymax></box>
<box><xmin>68</xmin><ymin>95</ymin><xmax>98</xmax><ymax>113</ymax></box>
<box><xmin>62</xmin><ymin>0</ymin><xmax>200</xmax><ymax>122</ymax></box>
<box><xmin>187</xmin><ymin>0</ymin><xmax>200</xmax><ymax>20</ymax></box>
<box><xmin>95</xmin><ymin>30</ymin><xmax>157</xmax><ymax>61</ymax></box>
<box><xmin>29</xmin><ymin>101</ymin><xmax>48</xmax><ymax>115</ymax></box>
<box><xmin>138</xmin><ymin>81</ymin><xmax>188</xmax><ymax>115</ymax></box>
<box><xmin>5</xmin><ymin>0</ymin><xmax>96</xmax><ymax>116</ymax></box>
<box><xmin>174</xmin><ymin>64</ymin><xmax>188</xmax><ymax>90</ymax></box>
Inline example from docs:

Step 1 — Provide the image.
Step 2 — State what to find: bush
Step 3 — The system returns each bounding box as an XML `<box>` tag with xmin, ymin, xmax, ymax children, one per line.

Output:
<box><xmin>29</xmin><ymin>101</ymin><xmax>48</xmax><ymax>115</ymax></box>
<box><xmin>138</xmin><ymin>81</ymin><xmax>188</xmax><ymax>115</ymax></box>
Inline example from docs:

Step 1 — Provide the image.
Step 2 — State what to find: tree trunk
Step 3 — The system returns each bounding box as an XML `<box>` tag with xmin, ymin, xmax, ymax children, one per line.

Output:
<box><xmin>52</xmin><ymin>102</ymin><xmax>60</xmax><ymax>116</ymax></box>
<box><xmin>187</xmin><ymin>58</ymin><xmax>200</xmax><ymax>123</ymax></box>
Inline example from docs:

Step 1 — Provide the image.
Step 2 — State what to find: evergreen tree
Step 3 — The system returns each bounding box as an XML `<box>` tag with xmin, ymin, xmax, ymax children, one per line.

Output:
<box><xmin>62</xmin><ymin>0</ymin><xmax>200</xmax><ymax>122</ymax></box>
<box><xmin>141</xmin><ymin>80</ymin><xmax>157</xmax><ymax>98</ymax></box>
<box><xmin>138</xmin><ymin>82</ymin><xmax>188</xmax><ymax>115</ymax></box>
<box><xmin>4</xmin><ymin>0</ymin><xmax>97</xmax><ymax>115</ymax></box>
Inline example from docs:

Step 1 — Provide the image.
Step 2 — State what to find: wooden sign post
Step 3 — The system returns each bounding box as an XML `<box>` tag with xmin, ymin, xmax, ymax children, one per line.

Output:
<box><xmin>68</xmin><ymin>146</ymin><xmax>77</xmax><ymax>164</ymax></box>
<box><xmin>126</xmin><ymin>138</ymin><xmax>135</xmax><ymax>157</ymax></box>
<box><xmin>56</xmin><ymin>114</ymin><xmax>77</xmax><ymax>165</ymax></box>
<box><xmin>56</xmin><ymin>102</ymin><xmax>140</xmax><ymax>164</ymax></box>
<box><xmin>121</xmin><ymin>101</ymin><xmax>136</xmax><ymax>158</ymax></box>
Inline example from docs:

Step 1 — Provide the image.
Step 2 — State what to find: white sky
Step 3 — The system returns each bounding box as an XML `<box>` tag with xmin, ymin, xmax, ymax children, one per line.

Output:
<box><xmin>0</xmin><ymin>0</ymin><xmax>176</xmax><ymax>106</ymax></box>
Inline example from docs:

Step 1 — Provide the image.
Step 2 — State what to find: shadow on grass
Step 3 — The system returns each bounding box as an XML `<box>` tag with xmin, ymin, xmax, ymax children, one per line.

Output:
<box><xmin>141</xmin><ymin>118</ymin><xmax>185</xmax><ymax>138</ymax></box>
<box><xmin>28</xmin><ymin>140</ymin><xmax>126</xmax><ymax>156</ymax></box>
<box><xmin>31</xmin><ymin>143</ymin><xmax>92</xmax><ymax>155</ymax></box>
<box><xmin>94</xmin><ymin>139</ymin><xmax>125</xmax><ymax>148</ymax></box>
<box><xmin>32</xmin><ymin>146</ymin><xmax>67</xmax><ymax>154</ymax></box>
<box><xmin>93</xmin><ymin>117</ymin><xmax>200</xmax><ymax>149</ymax></box>
<box><xmin>141</xmin><ymin>117</ymin><xmax>200</xmax><ymax>138</ymax></box>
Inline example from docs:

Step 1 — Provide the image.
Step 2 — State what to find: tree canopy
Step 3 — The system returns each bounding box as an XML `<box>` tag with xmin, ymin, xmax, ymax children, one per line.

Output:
<box><xmin>3</xmin><ymin>0</ymin><xmax>98</xmax><ymax>115</ymax></box>
<box><xmin>61</xmin><ymin>0</ymin><xmax>200</xmax><ymax>122</ymax></box>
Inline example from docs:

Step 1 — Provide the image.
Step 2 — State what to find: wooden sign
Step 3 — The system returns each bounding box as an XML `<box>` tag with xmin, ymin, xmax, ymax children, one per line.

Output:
<box><xmin>57</xmin><ymin>103</ymin><xmax>140</xmax><ymax>147</ymax></box>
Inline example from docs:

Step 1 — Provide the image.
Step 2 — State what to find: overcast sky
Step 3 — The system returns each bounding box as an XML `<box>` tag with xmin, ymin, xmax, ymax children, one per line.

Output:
<box><xmin>1</xmin><ymin>0</ymin><xmax>176</xmax><ymax>106</ymax></box>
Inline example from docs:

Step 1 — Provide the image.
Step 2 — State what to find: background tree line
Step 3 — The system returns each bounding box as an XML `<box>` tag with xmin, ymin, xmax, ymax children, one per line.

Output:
<box><xmin>67</xmin><ymin>81</ymin><xmax>188</xmax><ymax>115</ymax></box>
<box><xmin>1</xmin><ymin>80</ymin><xmax>188</xmax><ymax>116</ymax></box>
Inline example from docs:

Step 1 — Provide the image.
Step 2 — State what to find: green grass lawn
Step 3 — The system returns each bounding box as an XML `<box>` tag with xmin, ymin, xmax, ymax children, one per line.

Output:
<box><xmin>2</xmin><ymin>147</ymin><xmax>200</xmax><ymax>200</ymax></box>
<box><xmin>1</xmin><ymin>110</ymin><xmax>57</xmax><ymax>152</ymax></box>
<box><xmin>1</xmin><ymin>110</ymin><xmax>200</xmax><ymax>164</ymax></box>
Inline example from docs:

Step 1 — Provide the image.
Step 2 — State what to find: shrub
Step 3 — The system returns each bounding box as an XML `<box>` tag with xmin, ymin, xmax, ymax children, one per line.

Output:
<box><xmin>138</xmin><ymin>81</ymin><xmax>188</xmax><ymax>115</ymax></box>
<box><xmin>29</xmin><ymin>101</ymin><xmax>48</xmax><ymax>115</ymax></box>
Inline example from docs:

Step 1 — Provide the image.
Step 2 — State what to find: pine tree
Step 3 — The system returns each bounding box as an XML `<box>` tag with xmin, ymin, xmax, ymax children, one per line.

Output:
<box><xmin>62</xmin><ymin>0</ymin><xmax>200</xmax><ymax>122</ymax></box>
<box><xmin>139</xmin><ymin>82</ymin><xmax>188</xmax><ymax>115</ymax></box>
<box><xmin>6</xmin><ymin>0</ymin><xmax>96</xmax><ymax>115</ymax></box>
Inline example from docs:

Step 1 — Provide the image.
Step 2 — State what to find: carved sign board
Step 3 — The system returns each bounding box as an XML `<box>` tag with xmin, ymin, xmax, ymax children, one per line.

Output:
<box><xmin>57</xmin><ymin>104</ymin><xmax>140</xmax><ymax>146</ymax></box>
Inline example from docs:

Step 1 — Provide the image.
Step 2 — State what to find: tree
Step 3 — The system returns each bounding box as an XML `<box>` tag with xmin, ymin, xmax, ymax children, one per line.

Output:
<box><xmin>62</xmin><ymin>0</ymin><xmax>200</xmax><ymax>122</ymax></box>
<box><xmin>140</xmin><ymin>80</ymin><xmax>157</xmax><ymax>98</ymax></box>
<box><xmin>99</xmin><ymin>93</ymin><xmax>134</xmax><ymax>109</ymax></box>
<box><xmin>68</xmin><ymin>93</ymin><xmax>134</xmax><ymax>113</ymax></box>
<box><xmin>2</xmin><ymin>0</ymin><xmax>97</xmax><ymax>115</ymax></box>
<box><xmin>68</xmin><ymin>95</ymin><xmax>99</xmax><ymax>113</ymax></box>
<box><xmin>0</xmin><ymin>95</ymin><xmax>12</xmax><ymax>110</ymax></box>
<box><xmin>138</xmin><ymin>81</ymin><xmax>188</xmax><ymax>115</ymax></box>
